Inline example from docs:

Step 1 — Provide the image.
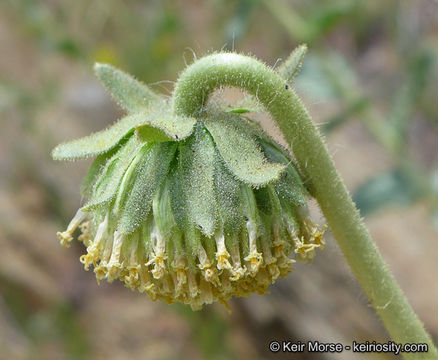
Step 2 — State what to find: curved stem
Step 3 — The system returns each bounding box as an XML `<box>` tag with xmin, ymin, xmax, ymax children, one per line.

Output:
<box><xmin>172</xmin><ymin>53</ymin><xmax>437</xmax><ymax>359</ymax></box>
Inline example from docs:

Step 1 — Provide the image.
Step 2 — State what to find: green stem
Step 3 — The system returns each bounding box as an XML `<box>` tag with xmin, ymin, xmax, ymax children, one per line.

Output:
<box><xmin>172</xmin><ymin>53</ymin><xmax>437</xmax><ymax>359</ymax></box>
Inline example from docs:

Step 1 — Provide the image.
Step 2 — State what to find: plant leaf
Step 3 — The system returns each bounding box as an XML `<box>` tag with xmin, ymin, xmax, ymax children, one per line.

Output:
<box><xmin>82</xmin><ymin>136</ymin><xmax>140</xmax><ymax>210</ymax></box>
<box><xmin>258</xmin><ymin>137</ymin><xmax>307</xmax><ymax>206</ymax></box>
<box><xmin>228</xmin><ymin>108</ymin><xmax>251</xmax><ymax>114</ymax></box>
<box><xmin>226</xmin><ymin>95</ymin><xmax>264</xmax><ymax>114</ymax></box>
<box><xmin>117</xmin><ymin>142</ymin><xmax>177</xmax><ymax>234</ymax></box>
<box><xmin>276</xmin><ymin>44</ymin><xmax>307</xmax><ymax>83</ymax></box>
<box><xmin>214</xmin><ymin>158</ymin><xmax>243</xmax><ymax>235</ymax></box>
<box><xmin>205</xmin><ymin>112</ymin><xmax>287</xmax><ymax>187</ymax></box>
<box><xmin>52</xmin><ymin>110</ymin><xmax>196</xmax><ymax>160</ymax></box>
<box><xmin>81</xmin><ymin>145</ymin><xmax>120</xmax><ymax>198</ymax></box>
<box><xmin>178</xmin><ymin>127</ymin><xmax>218</xmax><ymax>237</ymax></box>
<box><xmin>52</xmin><ymin>113</ymin><xmax>147</xmax><ymax>160</ymax></box>
<box><xmin>94</xmin><ymin>63</ymin><xmax>161</xmax><ymax>112</ymax></box>
<box><xmin>240</xmin><ymin>183</ymin><xmax>260</xmax><ymax>230</ymax></box>
<box><xmin>152</xmin><ymin>179</ymin><xmax>179</xmax><ymax>238</ymax></box>
<box><xmin>135</xmin><ymin>113</ymin><xmax>196</xmax><ymax>142</ymax></box>
<box><xmin>253</xmin><ymin>186</ymin><xmax>273</xmax><ymax>215</ymax></box>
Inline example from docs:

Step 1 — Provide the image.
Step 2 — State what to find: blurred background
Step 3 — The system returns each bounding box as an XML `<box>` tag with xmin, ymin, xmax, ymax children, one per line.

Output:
<box><xmin>1</xmin><ymin>0</ymin><xmax>438</xmax><ymax>359</ymax></box>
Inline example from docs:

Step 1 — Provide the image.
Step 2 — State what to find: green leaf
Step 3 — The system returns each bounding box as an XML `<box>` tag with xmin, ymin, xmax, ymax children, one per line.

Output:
<box><xmin>253</xmin><ymin>187</ymin><xmax>273</xmax><ymax>215</ymax></box>
<box><xmin>353</xmin><ymin>169</ymin><xmax>424</xmax><ymax>216</ymax></box>
<box><xmin>258</xmin><ymin>137</ymin><xmax>307</xmax><ymax>206</ymax></box>
<box><xmin>94</xmin><ymin>63</ymin><xmax>161</xmax><ymax>112</ymax></box>
<box><xmin>118</xmin><ymin>142</ymin><xmax>177</xmax><ymax>234</ymax></box>
<box><xmin>228</xmin><ymin>108</ymin><xmax>251</xmax><ymax>114</ymax></box>
<box><xmin>240</xmin><ymin>183</ymin><xmax>260</xmax><ymax>229</ymax></box>
<box><xmin>52</xmin><ymin>110</ymin><xmax>196</xmax><ymax>160</ymax></box>
<box><xmin>81</xmin><ymin>145</ymin><xmax>120</xmax><ymax>198</ymax></box>
<box><xmin>276</xmin><ymin>44</ymin><xmax>307</xmax><ymax>83</ymax></box>
<box><xmin>135</xmin><ymin>113</ymin><xmax>197</xmax><ymax>142</ymax></box>
<box><xmin>168</xmin><ymin>162</ymin><xmax>188</xmax><ymax>231</ymax></box>
<box><xmin>52</xmin><ymin>113</ymin><xmax>145</xmax><ymax>161</ymax></box>
<box><xmin>253</xmin><ymin>184</ymin><xmax>283</xmax><ymax>218</ymax></box>
<box><xmin>178</xmin><ymin>127</ymin><xmax>218</xmax><ymax>237</ymax></box>
<box><xmin>205</xmin><ymin>112</ymin><xmax>287</xmax><ymax>187</ymax></box>
<box><xmin>226</xmin><ymin>94</ymin><xmax>265</xmax><ymax>115</ymax></box>
<box><xmin>152</xmin><ymin>179</ymin><xmax>179</xmax><ymax>238</ymax></box>
<box><xmin>214</xmin><ymin>159</ymin><xmax>243</xmax><ymax>235</ymax></box>
<box><xmin>82</xmin><ymin>136</ymin><xmax>140</xmax><ymax>210</ymax></box>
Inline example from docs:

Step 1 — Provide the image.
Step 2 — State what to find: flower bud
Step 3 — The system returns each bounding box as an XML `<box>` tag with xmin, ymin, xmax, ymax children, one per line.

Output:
<box><xmin>53</xmin><ymin>63</ymin><xmax>325</xmax><ymax>310</ymax></box>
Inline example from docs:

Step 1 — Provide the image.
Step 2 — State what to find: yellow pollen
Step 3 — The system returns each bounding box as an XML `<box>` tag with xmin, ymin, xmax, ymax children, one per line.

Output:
<box><xmin>272</xmin><ymin>239</ymin><xmax>286</xmax><ymax>257</ymax></box>
<box><xmin>80</xmin><ymin>215</ymin><xmax>109</xmax><ymax>270</ymax></box>
<box><xmin>267</xmin><ymin>263</ymin><xmax>280</xmax><ymax>280</ymax></box>
<box><xmin>215</xmin><ymin>233</ymin><xmax>233</xmax><ymax>272</ymax></box>
<box><xmin>79</xmin><ymin>254</ymin><xmax>94</xmax><ymax>270</ymax></box>
<box><xmin>187</xmin><ymin>271</ymin><xmax>199</xmax><ymax>298</ymax></box>
<box><xmin>146</xmin><ymin>227</ymin><xmax>167</xmax><ymax>279</ymax></box>
<box><xmin>57</xmin><ymin>231</ymin><xmax>73</xmax><ymax>248</ymax></box>
<box><xmin>294</xmin><ymin>236</ymin><xmax>321</xmax><ymax>261</ymax></box>
<box><xmin>125</xmin><ymin>265</ymin><xmax>141</xmax><ymax>289</ymax></box>
<box><xmin>306</xmin><ymin>222</ymin><xmax>327</xmax><ymax>250</ymax></box>
<box><xmin>197</xmin><ymin>246</ymin><xmax>220</xmax><ymax>285</ymax></box>
<box><xmin>78</xmin><ymin>221</ymin><xmax>91</xmax><ymax>245</ymax></box>
<box><xmin>57</xmin><ymin>209</ymin><xmax>87</xmax><ymax>248</ymax></box>
<box><xmin>94</xmin><ymin>263</ymin><xmax>107</xmax><ymax>284</ymax></box>
<box><xmin>146</xmin><ymin>254</ymin><xmax>166</xmax><ymax>279</ymax></box>
<box><xmin>229</xmin><ymin>246</ymin><xmax>246</xmax><ymax>281</ymax></box>
<box><xmin>229</xmin><ymin>266</ymin><xmax>246</xmax><ymax>281</ymax></box>
<box><xmin>173</xmin><ymin>258</ymin><xmax>188</xmax><ymax>294</ymax></box>
<box><xmin>106</xmin><ymin>230</ymin><xmax>124</xmax><ymax>281</ymax></box>
<box><xmin>199</xmin><ymin>278</ymin><xmax>214</xmax><ymax>305</ymax></box>
<box><xmin>244</xmin><ymin>251</ymin><xmax>263</xmax><ymax>276</ymax></box>
<box><xmin>244</xmin><ymin>220</ymin><xmax>263</xmax><ymax>276</ymax></box>
<box><xmin>138</xmin><ymin>267</ymin><xmax>155</xmax><ymax>294</ymax></box>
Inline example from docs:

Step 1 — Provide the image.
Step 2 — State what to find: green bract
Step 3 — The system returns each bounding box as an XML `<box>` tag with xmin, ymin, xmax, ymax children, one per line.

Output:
<box><xmin>54</xmin><ymin>53</ymin><xmax>325</xmax><ymax>310</ymax></box>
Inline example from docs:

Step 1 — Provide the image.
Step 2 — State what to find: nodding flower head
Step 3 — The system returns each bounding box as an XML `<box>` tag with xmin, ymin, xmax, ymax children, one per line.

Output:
<box><xmin>53</xmin><ymin>61</ymin><xmax>325</xmax><ymax>310</ymax></box>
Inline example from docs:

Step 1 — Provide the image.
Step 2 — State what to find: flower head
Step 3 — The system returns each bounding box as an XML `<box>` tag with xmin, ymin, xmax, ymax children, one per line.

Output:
<box><xmin>53</xmin><ymin>62</ymin><xmax>325</xmax><ymax>310</ymax></box>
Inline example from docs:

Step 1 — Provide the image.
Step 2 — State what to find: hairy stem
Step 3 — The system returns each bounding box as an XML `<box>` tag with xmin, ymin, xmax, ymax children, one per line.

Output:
<box><xmin>172</xmin><ymin>53</ymin><xmax>437</xmax><ymax>359</ymax></box>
